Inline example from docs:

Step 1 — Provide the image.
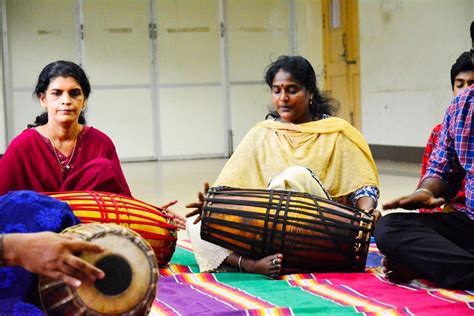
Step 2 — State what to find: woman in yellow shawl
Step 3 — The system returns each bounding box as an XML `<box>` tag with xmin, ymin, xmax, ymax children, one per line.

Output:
<box><xmin>186</xmin><ymin>56</ymin><xmax>379</xmax><ymax>278</ymax></box>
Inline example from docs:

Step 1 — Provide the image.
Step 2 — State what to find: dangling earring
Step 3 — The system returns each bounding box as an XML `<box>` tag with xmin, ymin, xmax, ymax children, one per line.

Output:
<box><xmin>309</xmin><ymin>94</ymin><xmax>315</xmax><ymax>107</ymax></box>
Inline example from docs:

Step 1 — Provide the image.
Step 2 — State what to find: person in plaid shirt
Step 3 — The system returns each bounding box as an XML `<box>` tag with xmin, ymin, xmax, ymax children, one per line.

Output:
<box><xmin>376</xmin><ymin>83</ymin><xmax>474</xmax><ymax>289</ymax></box>
<box><xmin>418</xmin><ymin>52</ymin><xmax>474</xmax><ymax>213</ymax></box>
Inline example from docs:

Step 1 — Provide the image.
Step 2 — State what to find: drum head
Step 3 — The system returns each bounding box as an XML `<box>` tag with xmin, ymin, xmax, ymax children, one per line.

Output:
<box><xmin>76</xmin><ymin>233</ymin><xmax>153</xmax><ymax>314</ymax></box>
<box><xmin>39</xmin><ymin>224</ymin><xmax>158</xmax><ymax>315</ymax></box>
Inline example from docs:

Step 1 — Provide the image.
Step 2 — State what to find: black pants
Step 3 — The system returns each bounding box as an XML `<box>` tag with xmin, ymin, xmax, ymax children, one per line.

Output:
<box><xmin>374</xmin><ymin>212</ymin><xmax>474</xmax><ymax>289</ymax></box>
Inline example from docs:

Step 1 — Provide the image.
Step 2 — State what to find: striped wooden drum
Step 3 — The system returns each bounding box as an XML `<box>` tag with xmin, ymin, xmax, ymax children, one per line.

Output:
<box><xmin>201</xmin><ymin>187</ymin><xmax>375</xmax><ymax>273</ymax></box>
<box><xmin>47</xmin><ymin>191</ymin><xmax>177</xmax><ymax>266</ymax></box>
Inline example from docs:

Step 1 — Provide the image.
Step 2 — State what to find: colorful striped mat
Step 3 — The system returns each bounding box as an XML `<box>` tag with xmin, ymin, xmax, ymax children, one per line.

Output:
<box><xmin>151</xmin><ymin>240</ymin><xmax>474</xmax><ymax>315</ymax></box>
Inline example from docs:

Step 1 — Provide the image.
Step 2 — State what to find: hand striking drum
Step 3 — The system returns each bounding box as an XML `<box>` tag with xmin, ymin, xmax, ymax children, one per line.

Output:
<box><xmin>39</xmin><ymin>223</ymin><xmax>159</xmax><ymax>315</ymax></box>
<box><xmin>201</xmin><ymin>187</ymin><xmax>375</xmax><ymax>273</ymax></box>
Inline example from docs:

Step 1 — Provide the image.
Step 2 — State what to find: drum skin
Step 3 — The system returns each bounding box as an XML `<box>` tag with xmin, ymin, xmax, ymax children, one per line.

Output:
<box><xmin>201</xmin><ymin>187</ymin><xmax>375</xmax><ymax>273</ymax></box>
<box><xmin>47</xmin><ymin>191</ymin><xmax>177</xmax><ymax>266</ymax></box>
<box><xmin>39</xmin><ymin>223</ymin><xmax>159</xmax><ymax>316</ymax></box>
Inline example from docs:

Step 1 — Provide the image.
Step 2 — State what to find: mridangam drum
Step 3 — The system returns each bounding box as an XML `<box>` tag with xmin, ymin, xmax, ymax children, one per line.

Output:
<box><xmin>39</xmin><ymin>223</ymin><xmax>159</xmax><ymax>315</ymax></box>
<box><xmin>201</xmin><ymin>187</ymin><xmax>375</xmax><ymax>273</ymax></box>
<box><xmin>47</xmin><ymin>191</ymin><xmax>177</xmax><ymax>266</ymax></box>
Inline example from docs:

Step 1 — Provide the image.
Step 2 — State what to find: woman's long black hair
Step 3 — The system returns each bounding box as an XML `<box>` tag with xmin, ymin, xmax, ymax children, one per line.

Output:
<box><xmin>264</xmin><ymin>55</ymin><xmax>339</xmax><ymax>120</ymax></box>
<box><xmin>29</xmin><ymin>60</ymin><xmax>91</xmax><ymax>127</ymax></box>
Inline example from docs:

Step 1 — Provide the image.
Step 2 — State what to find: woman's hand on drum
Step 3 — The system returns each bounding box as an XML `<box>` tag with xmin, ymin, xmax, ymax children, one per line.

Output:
<box><xmin>356</xmin><ymin>197</ymin><xmax>381</xmax><ymax>223</ymax></box>
<box><xmin>366</xmin><ymin>208</ymin><xmax>381</xmax><ymax>223</ymax></box>
<box><xmin>185</xmin><ymin>182</ymin><xmax>210</xmax><ymax>224</ymax></box>
<box><xmin>170</xmin><ymin>213</ymin><xmax>186</xmax><ymax>230</ymax></box>
<box><xmin>160</xmin><ymin>200</ymin><xmax>186</xmax><ymax>230</ymax></box>
<box><xmin>3</xmin><ymin>232</ymin><xmax>105</xmax><ymax>288</ymax></box>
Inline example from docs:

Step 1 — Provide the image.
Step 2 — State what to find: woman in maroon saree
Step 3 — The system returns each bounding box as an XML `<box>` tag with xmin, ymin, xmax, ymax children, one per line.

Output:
<box><xmin>0</xmin><ymin>60</ymin><xmax>186</xmax><ymax>229</ymax></box>
<box><xmin>0</xmin><ymin>61</ymin><xmax>131</xmax><ymax>197</ymax></box>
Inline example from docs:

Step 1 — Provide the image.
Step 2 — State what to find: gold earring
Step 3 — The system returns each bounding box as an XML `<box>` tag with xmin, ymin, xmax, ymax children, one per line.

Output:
<box><xmin>82</xmin><ymin>103</ymin><xmax>88</xmax><ymax>112</ymax></box>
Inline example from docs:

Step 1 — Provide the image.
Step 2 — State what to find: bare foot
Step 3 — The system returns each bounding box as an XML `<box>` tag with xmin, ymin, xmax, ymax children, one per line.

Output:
<box><xmin>242</xmin><ymin>254</ymin><xmax>283</xmax><ymax>279</ymax></box>
<box><xmin>382</xmin><ymin>257</ymin><xmax>418</xmax><ymax>284</ymax></box>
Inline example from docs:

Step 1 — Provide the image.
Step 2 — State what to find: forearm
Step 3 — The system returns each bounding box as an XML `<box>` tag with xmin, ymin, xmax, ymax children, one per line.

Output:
<box><xmin>352</xmin><ymin>185</ymin><xmax>379</xmax><ymax>210</ymax></box>
<box><xmin>418</xmin><ymin>177</ymin><xmax>454</xmax><ymax>199</ymax></box>
<box><xmin>356</xmin><ymin>196</ymin><xmax>376</xmax><ymax>210</ymax></box>
<box><xmin>1</xmin><ymin>233</ymin><xmax>24</xmax><ymax>267</ymax></box>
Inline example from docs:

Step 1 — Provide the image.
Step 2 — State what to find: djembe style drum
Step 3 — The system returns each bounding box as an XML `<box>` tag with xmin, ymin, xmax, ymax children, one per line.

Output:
<box><xmin>47</xmin><ymin>191</ymin><xmax>177</xmax><ymax>266</ymax></box>
<box><xmin>201</xmin><ymin>187</ymin><xmax>375</xmax><ymax>273</ymax></box>
<box><xmin>39</xmin><ymin>223</ymin><xmax>159</xmax><ymax>315</ymax></box>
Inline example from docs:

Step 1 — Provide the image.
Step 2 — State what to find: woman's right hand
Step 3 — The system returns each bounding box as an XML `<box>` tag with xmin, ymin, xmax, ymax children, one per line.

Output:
<box><xmin>185</xmin><ymin>182</ymin><xmax>210</xmax><ymax>224</ymax></box>
<box><xmin>159</xmin><ymin>200</ymin><xmax>186</xmax><ymax>230</ymax></box>
<box><xmin>4</xmin><ymin>232</ymin><xmax>105</xmax><ymax>288</ymax></box>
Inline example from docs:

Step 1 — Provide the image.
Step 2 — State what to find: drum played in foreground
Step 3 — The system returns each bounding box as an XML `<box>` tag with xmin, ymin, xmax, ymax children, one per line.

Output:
<box><xmin>201</xmin><ymin>187</ymin><xmax>375</xmax><ymax>273</ymax></box>
<box><xmin>48</xmin><ymin>191</ymin><xmax>177</xmax><ymax>266</ymax></box>
<box><xmin>39</xmin><ymin>223</ymin><xmax>159</xmax><ymax>316</ymax></box>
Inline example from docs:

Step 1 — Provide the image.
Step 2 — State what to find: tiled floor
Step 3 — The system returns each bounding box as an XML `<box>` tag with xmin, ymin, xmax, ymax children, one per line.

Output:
<box><xmin>122</xmin><ymin>158</ymin><xmax>422</xmax><ymax>222</ymax></box>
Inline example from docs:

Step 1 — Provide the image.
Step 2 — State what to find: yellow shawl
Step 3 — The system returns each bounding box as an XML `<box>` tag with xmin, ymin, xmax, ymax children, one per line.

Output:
<box><xmin>214</xmin><ymin>117</ymin><xmax>379</xmax><ymax>198</ymax></box>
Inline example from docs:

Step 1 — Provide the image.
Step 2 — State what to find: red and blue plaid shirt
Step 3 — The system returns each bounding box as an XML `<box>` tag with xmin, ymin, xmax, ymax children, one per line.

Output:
<box><xmin>419</xmin><ymin>124</ymin><xmax>465</xmax><ymax>213</ymax></box>
<box><xmin>422</xmin><ymin>85</ymin><xmax>474</xmax><ymax>219</ymax></box>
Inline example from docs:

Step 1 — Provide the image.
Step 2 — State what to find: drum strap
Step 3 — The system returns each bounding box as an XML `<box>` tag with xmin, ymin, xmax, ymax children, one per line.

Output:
<box><xmin>262</xmin><ymin>190</ymin><xmax>292</xmax><ymax>255</ymax></box>
<box><xmin>280</xmin><ymin>191</ymin><xmax>292</xmax><ymax>255</ymax></box>
<box><xmin>261</xmin><ymin>190</ymin><xmax>273</xmax><ymax>255</ymax></box>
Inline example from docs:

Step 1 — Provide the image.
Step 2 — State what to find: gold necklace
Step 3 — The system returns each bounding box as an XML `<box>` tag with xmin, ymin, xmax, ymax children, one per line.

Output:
<box><xmin>46</xmin><ymin>126</ymin><xmax>79</xmax><ymax>172</ymax></box>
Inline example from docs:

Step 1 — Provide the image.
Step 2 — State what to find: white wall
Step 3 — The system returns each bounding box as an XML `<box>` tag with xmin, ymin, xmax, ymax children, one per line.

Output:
<box><xmin>360</xmin><ymin>0</ymin><xmax>474</xmax><ymax>147</ymax></box>
<box><xmin>296</xmin><ymin>0</ymin><xmax>324</xmax><ymax>80</ymax></box>
<box><xmin>0</xmin><ymin>0</ymin><xmax>324</xmax><ymax>157</ymax></box>
<box><xmin>2</xmin><ymin>1</ymin><xmax>472</xmax><ymax>154</ymax></box>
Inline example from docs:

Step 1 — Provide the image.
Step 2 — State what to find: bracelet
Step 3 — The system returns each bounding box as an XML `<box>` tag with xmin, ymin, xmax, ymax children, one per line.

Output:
<box><xmin>237</xmin><ymin>255</ymin><xmax>243</xmax><ymax>272</ymax></box>
<box><xmin>0</xmin><ymin>234</ymin><xmax>4</xmax><ymax>267</ymax></box>
<box><xmin>415</xmin><ymin>188</ymin><xmax>434</xmax><ymax>197</ymax></box>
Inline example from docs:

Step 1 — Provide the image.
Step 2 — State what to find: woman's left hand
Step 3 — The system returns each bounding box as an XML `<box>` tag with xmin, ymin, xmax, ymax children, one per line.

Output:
<box><xmin>160</xmin><ymin>200</ymin><xmax>186</xmax><ymax>230</ymax></box>
<box><xmin>366</xmin><ymin>208</ymin><xmax>381</xmax><ymax>223</ymax></box>
<box><xmin>355</xmin><ymin>197</ymin><xmax>380</xmax><ymax>223</ymax></box>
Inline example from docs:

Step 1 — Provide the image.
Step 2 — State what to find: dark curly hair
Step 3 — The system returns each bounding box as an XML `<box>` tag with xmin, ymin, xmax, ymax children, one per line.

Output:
<box><xmin>29</xmin><ymin>60</ymin><xmax>90</xmax><ymax>127</ymax></box>
<box><xmin>264</xmin><ymin>55</ymin><xmax>338</xmax><ymax>120</ymax></box>
<box><xmin>450</xmin><ymin>51</ymin><xmax>474</xmax><ymax>89</ymax></box>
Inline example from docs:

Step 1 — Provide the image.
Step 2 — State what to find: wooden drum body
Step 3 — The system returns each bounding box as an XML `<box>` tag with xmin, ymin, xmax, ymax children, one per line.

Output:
<box><xmin>201</xmin><ymin>187</ymin><xmax>375</xmax><ymax>273</ymax></box>
<box><xmin>39</xmin><ymin>223</ymin><xmax>159</xmax><ymax>315</ymax></box>
<box><xmin>48</xmin><ymin>191</ymin><xmax>177</xmax><ymax>266</ymax></box>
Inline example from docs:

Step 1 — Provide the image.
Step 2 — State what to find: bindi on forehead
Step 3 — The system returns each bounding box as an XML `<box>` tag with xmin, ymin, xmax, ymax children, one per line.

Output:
<box><xmin>272</xmin><ymin>70</ymin><xmax>302</xmax><ymax>87</ymax></box>
<box><xmin>272</xmin><ymin>83</ymin><xmax>300</xmax><ymax>89</ymax></box>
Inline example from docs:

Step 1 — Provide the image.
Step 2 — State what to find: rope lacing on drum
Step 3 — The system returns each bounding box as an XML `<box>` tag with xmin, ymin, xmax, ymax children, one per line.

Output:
<box><xmin>261</xmin><ymin>189</ymin><xmax>274</xmax><ymax>255</ymax></box>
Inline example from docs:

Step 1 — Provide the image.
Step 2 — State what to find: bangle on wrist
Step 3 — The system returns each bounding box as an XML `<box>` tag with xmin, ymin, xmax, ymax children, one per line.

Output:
<box><xmin>415</xmin><ymin>188</ymin><xmax>434</xmax><ymax>197</ymax></box>
<box><xmin>0</xmin><ymin>234</ymin><xmax>4</xmax><ymax>267</ymax></box>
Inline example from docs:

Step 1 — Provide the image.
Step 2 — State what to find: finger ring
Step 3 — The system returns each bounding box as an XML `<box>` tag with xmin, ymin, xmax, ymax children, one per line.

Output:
<box><xmin>272</xmin><ymin>258</ymin><xmax>278</xmax><ymax>265</ymax></box>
